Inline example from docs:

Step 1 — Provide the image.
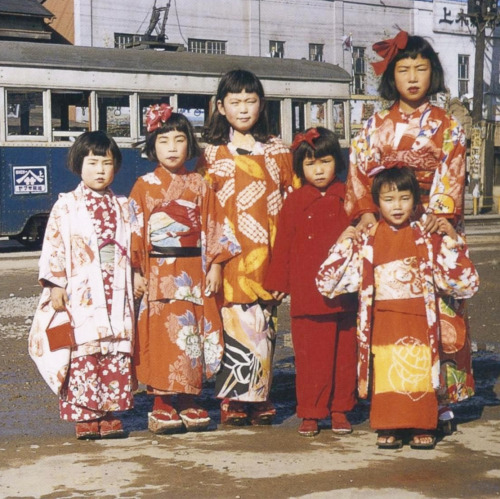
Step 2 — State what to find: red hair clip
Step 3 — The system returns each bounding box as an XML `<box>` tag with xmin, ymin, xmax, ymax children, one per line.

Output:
<box><xmin>290</xmin><ymin>128</ymin><xmax>320</xmax><ymax>151</ymax></box>
<box><xmin>146</xmin><ymin>103</ymin><xmax>173</xmax><ymax>133</ymax></box>
<box><xmin>371</xmin><ymin>31</ymin><xmax>409</xmax><ymax>76</ymax></box>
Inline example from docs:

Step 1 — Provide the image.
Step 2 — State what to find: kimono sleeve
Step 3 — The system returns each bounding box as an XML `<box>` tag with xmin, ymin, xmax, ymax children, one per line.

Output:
<box><xmin>38</xmin><ymin>199</ymin><xmax>68</xmax><ymax>289</ymax></box>
<box><xmin>432</xmin><ymin>233</ymin><xmax>479</xmax><ymax>299</ymax></box>
<box><xmin>128</xmin><ymin>179</ymin><xmax>148</xmax><ymax>273</ymax></box>
<box><xmin>345</xmin><ymin>121</ymin><xmax>379</xmax><ymax>220</ymax></box>
<box><xmin>263</xmin><ymin>196</ymin><xmax>295</xmax><ymax>294</ymax></box>
<box><xmin>428</xmin><ymin>117</ymin><xmax>466</xmax><ymax>221</ymax></box>
<box><xmin>316</xmin><ymin>237</ymin><xmax>362</xmax><ymax>299</ymax></box>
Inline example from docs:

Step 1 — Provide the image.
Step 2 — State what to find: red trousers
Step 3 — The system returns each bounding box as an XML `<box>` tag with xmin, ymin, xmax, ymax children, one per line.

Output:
<box><xmin>292</xmin><ymin>312</ymin><xmax>357</xmax><ymax>419</ymax></box>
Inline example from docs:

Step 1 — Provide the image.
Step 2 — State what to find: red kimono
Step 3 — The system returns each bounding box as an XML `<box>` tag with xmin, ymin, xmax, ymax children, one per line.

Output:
<box><xmin>265</xmin><ymin>180</ymin><xmax>358</xmax><ymax>419</ymax></box>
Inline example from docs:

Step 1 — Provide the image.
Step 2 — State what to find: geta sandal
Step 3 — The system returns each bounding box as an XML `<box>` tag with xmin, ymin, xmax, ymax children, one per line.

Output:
<box><xmin>376</xmin><ymin>430</ymin><xmax>403</xmax><ymax>449</ymax></box>
<box><xmin>409</xmin><ymin>431</ymin><xmax>436</xmax><ymax>449</ymax></box>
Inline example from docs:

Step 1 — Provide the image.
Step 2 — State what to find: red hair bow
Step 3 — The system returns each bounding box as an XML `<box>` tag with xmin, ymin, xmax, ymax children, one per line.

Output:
<box><xmin>371</xmin><ymin>31</ymin><xmax>409</xmax><ymax>76</ymax></box>
<box><xmin>146</xmin><ymin>103</ymin><xmax>173</xmax><ymax>133</ymax></box>
<box><xmin>290</xmin><ymin>128</ymin><xmax>320</xmax><ymax>151</ymax></box>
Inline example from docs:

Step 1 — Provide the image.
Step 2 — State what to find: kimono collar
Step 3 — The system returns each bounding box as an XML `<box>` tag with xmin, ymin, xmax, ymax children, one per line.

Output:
<box><xmin>79</xmin><ymin>181</ymin><xmax>112</xmax><ymax>199</ymax></box>
<box><xmin>394</xmin><ymin>100</ymin><xmax>431</xmax><ymax>120</ymax></box>
<box><xmin>155</xmin><ymin>164</ymin><xmax>188</xmax><ymax>180</ymax></box>
<box><xmin>302</xmin><ymin>178</ymin><xmax>345</xmax><ymax>200</ymax></box>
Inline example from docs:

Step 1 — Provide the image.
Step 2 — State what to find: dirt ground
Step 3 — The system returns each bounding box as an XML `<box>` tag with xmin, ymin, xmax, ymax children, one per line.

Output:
<box><xmin>0</xmin><ymin>239</ymin><xmax>499</xmax><ymax>498</ymax></box>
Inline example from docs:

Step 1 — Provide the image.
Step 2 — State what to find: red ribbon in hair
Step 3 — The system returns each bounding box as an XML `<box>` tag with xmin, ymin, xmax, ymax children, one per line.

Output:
<box><xmin>146</xmin><ymin>103</ymin><xmax>173</xmax><ymax>133</ymax></box>
<box><xmin>371</xmin><ymin>31</ymin><xmax>409</xmax><ymax>76</ymax></box>
<box><xmin>290</xmin><ymin>128</ymin><xmax>321</xmax><ymax>151</ymax></box>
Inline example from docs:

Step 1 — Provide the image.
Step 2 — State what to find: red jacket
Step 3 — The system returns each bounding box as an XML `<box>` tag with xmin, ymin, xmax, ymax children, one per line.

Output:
<box><xmin>265</xmin><ymin>180</ymin><xmax>357</xmax><ymax>317</ymax></box>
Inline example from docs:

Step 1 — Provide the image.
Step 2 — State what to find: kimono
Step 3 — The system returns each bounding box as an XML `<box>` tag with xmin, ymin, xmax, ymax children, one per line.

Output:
<box><xmin>345</xmin><ymin>101</ymin><xmax>466</xmax><ymax>225</ymax></box>
<box><xmin>316</xmin><ymin>219</ymin><xmax>479</xmax><ymax>430</ymax></box>
<box><xmin>29</xmin><ymin>183</ymin><xmax>135</xmax><ymax>420</ymax></box>
<box><xmin>264</xmin><ymin>181</ymin><xmax>358</xmax><ymax>418</ymax></box>
<box><xmin>129</xmin><ymin>166</ymin><xmax>240</xmax><ymax>395</ymax></box>
<box><xmin>198</xmin><ymin>137</ymin><xmax>298</xmax><ymax>401</ymax></box>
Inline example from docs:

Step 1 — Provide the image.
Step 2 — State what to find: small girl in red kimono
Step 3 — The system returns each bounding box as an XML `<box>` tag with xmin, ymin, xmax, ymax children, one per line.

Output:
<box><xmin>317</xmin><ymin>166</ymin><xmax>479</xmax><ymax>449</ymax></box>
<box><xmin>130</xmin><ymin>104</ymin><xmax>239</xmax><ymax>434</ymax></box>
<box><xmin>29</xmin><ymin>131</ymin><xmax>135</xmax><ymax>440</ymax></box>
<box><xmin>264</xmin><ymin>127</ymin><xmax>357</xmax><ymax>437</ymax></box>
<box><xmin>198</xmin><ymin>70</ymin><xmax>298</xmax><ymax>426</ymax></box>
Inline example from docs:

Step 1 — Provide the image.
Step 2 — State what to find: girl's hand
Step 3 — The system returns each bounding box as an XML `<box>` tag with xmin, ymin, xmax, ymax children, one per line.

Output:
<box><xmin>355</xmin><ymin>213</ymin><xmax>377</xmax><ymax>241</ymax></box>
<box><xmin>50</xmin><ymin>286</ymin><xmax>68</xmax><ymax>312</ymax></box>
<box><xmin>205</xmin><ymin>263</ymin><xmax>222</xmax><ymax>296</ymax></box>
<box><xmin>270</xmin><ymin>290</ymin><xmax>286</xmax><ymax>302</ymax></box>
<box><xmin>436</xmin><ymin>217</ymin><xmax>458</xmax><ymax>240</ymax></box>
<box><xmin>421</xmin><ymin>213</ymin><xmax>440</xmax><ymax>234</ymax></box>
<box><xmin>337</xmin><ymin>226</ymin><xmax>357</xmax><ymax>243</ymax></box>
<box><xmin>133</xmin><ymin>271</ymin><xmax>148</xmax><ymax>300</ymax></box>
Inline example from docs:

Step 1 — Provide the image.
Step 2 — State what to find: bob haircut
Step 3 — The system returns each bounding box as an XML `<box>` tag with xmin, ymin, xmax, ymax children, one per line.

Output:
<box><xmin>292</xmin><ymin>127</ymin><xmax>346</xmax><ymax>181</ymax></box>
<box><xmin>67</xmin><ymin>130</ymin><xmax>122</xmax><ymax>175</ymax></box>
<box><xmin>371</xmin><ymin>166</ymin><xmax>421</xmax><ymax>208</ymax></box>
<box><xmin>143</xmin><ymin>112</ymin><xmax>201</xmax><ymax>163</ymax></box>
<box><xmin>202</xmin><ymin>69</ymin><xmax>270</xmax><ymax>145</ymax></box>
<box><xmin>378</xmin><ymin>35</ymin><xmax>446</xmax><ymax>101</ymax></box>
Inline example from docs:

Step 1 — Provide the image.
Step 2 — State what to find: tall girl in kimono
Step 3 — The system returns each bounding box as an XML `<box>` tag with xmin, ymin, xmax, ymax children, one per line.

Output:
<box><xmin>317</xmin><ymin>166</ymin><xmax>479</xmax><ymax>449</ymax></box>
<box><xmin>130</xmin><ymin>104</ymin><xmax>239</xmax><ymax>434</ymax></box>
<box><xmin>264</xmin><ymin>127</ymin><xmax>358</xmax><ymax>437</ymax></box>
<box><xmin>198</xmin><ymin>69</ymin><xmax>298</xmax><ymax>425</ymax></box>
<box><xmin>345</xmin><ymin>31</ymin><xmax>469</xmax><ymax>430</ymax></box>
<box><xmin>29</xmin><ymin>131</ymin><xmax>135</xmax><ymax>440</ymax></box>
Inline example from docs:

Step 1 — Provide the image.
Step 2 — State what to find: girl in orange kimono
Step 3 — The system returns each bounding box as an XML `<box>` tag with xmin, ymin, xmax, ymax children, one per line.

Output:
<box><xmin>346</xmin><ymin>31</ymin><xmax>470</xmax><ymax>432</ymax></box>
<box><xmin>130</xmin><ymin>105</ymin><xmax>240</xmax><ymax>434</ymax></box>
<box><xmin>198</xmin><ymin>70</ymin><xmax>298</xmax><ymax>425</ymax></box>
<box><xmin>317</xmin><ymin>167</ymin><xmax>479</xmax><ymax>449</ymax></box>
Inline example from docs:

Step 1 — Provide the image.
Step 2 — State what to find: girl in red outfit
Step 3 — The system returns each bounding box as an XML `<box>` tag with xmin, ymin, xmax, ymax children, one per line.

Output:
<box><xmin>265</xmin><ymin>127</ymin><xmax>357</xmax><ymax>437</ymax></box>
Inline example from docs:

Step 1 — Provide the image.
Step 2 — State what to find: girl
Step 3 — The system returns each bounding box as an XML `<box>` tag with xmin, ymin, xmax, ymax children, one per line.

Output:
<box><xmin>345</xmin><ymin>31</ymin><xmax>470</xmax><ymax>430</ymax></box>
<box><xmin>129</xmin><ymin>104</ymin><xmax>239</xmax><ymax>434</ymax></box>
<box><xmin>317</xmin><ymin>166</ymin><xmax>479</xmax><ymax>449</ymax></box>
<box><xmin>29</xmin><ymin>131</ymin><xmax>134</xmax><ymax>440</ymax></box>
<box><xmin>198</xmin><ymin>69</ymin><xmax>298</xmax><ymax>425</ymax></box>
<box><xmin>264</xmin><ymin>127</ymin><xmax>357</xmax><ymax>437</ymax></box>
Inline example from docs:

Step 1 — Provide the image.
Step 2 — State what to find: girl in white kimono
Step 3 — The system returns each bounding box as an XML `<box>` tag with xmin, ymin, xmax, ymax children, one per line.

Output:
<box><xmin>29</xmin><ymin>131</ymin><xmax>134</xmax><ymax>440</ymax></box>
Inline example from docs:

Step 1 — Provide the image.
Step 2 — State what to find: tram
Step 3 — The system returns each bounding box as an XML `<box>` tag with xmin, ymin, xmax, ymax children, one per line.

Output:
<box><xmin>0</xmin><ymin>41</ymin><xmax>351</xmax><ymax>245</ymax></box>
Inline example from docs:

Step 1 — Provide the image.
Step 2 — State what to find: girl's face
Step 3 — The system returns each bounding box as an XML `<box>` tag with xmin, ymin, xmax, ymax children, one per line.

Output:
<box><xmin>394</xmin><ymin>54</ymin><xmax>432</xmax><ymax>113</ymax></box>
<box><xmin>303</xmin><ymin>154</ymin><xmax>336</xmax><ymax>191</ymax></box>
<box><xmin>217</xmin><ymin>91</ymin><xmax>261</xmax><ymax>134</ymax></box>
<box><xmin>155</xmin><ymin>130</ymin><xmax>188</xmax><ymax>173</ymax></box>
<box><xmin>378</xmin><ymin>184</ymin><xmax>414</xmax><ymax>227</ymax></box>
<box><xmin>81</xmin><ymin>150</ymin><xmax>115</xmax><ymax>194</ymax></box>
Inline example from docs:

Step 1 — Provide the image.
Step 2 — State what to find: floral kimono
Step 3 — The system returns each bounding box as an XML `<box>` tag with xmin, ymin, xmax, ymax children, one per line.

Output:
<box><xmin>29</xmin><ymin>183</ymin><xmax>134</xmax><ymax>419</ymax></box>
<box><xmin>345</xmin><ymin>102</ymin><xmax>466</xmax><ymax>225</ymax></box>
<box><xmin>198</xmin><ymin>137</ymin><xmax>298</xmax><ymax>401</ymax></box>
<box><xmin>316</xmin><ymin>219</ymin><xmax>479</xmax><ymax>430</ymax></box>
<box><xmin>129</xmin><ymin>166</ymin><xmax>239</xmax><ymax>395</ymax></box>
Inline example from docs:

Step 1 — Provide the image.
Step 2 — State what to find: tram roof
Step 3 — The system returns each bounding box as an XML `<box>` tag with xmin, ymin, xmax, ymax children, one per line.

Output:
<box><xmin>0</xmin><ymin>41</ymin><xmax>351</xmax><ymax>83</ymax></box>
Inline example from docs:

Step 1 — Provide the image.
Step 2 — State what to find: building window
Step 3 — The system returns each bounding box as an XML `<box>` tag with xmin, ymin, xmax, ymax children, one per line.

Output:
<box><xmin>114</xmin><ymin>33</ymin><xmax>143</xmax><ymax>49</ymax></box>
<box><xmin>458</xmin><ymin>54</ymin><xmax>469</xmax><ymax>97</ymax></box>
<box><xmin>188</xmin><ymin>39</ymin><xmax>226</xmax><ymax>54</ymax></box>
<box><xmin>353</xmin><ymin>46</ymin><xmax>366</xmax><ymax>95</ymax></box>
<box><xmin>309</xmin><ymin>44</ymin><xmax>324</xmax><ymax>62</ymax></box>
<box><xmin>270</xmin><ymin>40</ymin><xmax>285</xmax><ymax>58</ymax></box>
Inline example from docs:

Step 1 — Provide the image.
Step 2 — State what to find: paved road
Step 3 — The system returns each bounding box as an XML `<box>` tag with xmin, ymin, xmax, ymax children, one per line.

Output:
<box><xmin>0</xmin><ymin>228</ymin><xmax>499</xmax><ymax>498</ymax></box>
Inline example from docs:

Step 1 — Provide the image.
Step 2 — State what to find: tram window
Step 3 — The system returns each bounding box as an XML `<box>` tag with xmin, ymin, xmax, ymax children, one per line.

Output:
<box><xmin>51</xmin><ymin>90</ymin><xmax>90</xmax><ymax>141</ymax></box>
<box><xmin>178</xmin><ymin>94</ymin><xmax>211</xmax><ymax>134</ymax></box>
<box><xmin>97</xmin><ymin>94</ymin><xmax>131</xmax><ymax>138</ymax></box>
<box><xmin>6</xmin><ymin>91</ymin><xmax>44</xmax><ymax>136</ymax></box>
<box><xmin>267</xmin><ymin>100</ymin><xmax>281</xmax><ymax>138</ymax></box>
<box><xmin>332</xmin><ymin>101</ymin><xmax>345</xmax><ymax>140</ymax></box>
<box><xmin>139</xmin><ymin>96</ymin><xmax>171</xmax><ymax>136</ymax></box>
<box><xmin>310</xmin><ymin>101</ymin><xmax>326</xmax><ymax>128</ymax></box>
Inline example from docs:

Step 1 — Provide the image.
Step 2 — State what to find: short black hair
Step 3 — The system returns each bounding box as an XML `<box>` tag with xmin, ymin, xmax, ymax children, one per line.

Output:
<box><xmin>143</xmin><ymin>112</ymin><xmax>201</xmax><ymax>162</ymax></box>
<box><xmin>371</xmin><ymin>166</ymin><xmax>421</xmax><ymax>207</ymax></box>
<box><xmin>67</xmin><ymin>130</ymin><xmax>122</xmax><ymax>175</ymax></box>
<box><xmin>378</xmin><ymin>35</ymin><xmax>446</xmax><ymax>101</ymax></box>
<box><xmin>202</xmin><ymin>69</ymin><xmax>269</xmax><ymax>145</ymax></box>
<box><xmin>292</xmin><ymin>127</ymin><xmax>346</xmax><ymax>181</ymax></box>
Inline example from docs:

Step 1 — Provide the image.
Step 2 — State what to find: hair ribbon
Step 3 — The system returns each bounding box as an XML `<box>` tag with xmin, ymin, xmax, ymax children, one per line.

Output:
<box><xmin>371</xmin><ymin>30</ymin><xmax>409</xmax><ymax>76</ymax></box>
<box><xmin>146</xmin><ymin>103</ymin><xmax>173</xmax><ymax>133</ymax></box>
<box><xmin>290</xmin><ymin>128</ymin><xmax>321</xmax><ymax>151</ymax></box>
